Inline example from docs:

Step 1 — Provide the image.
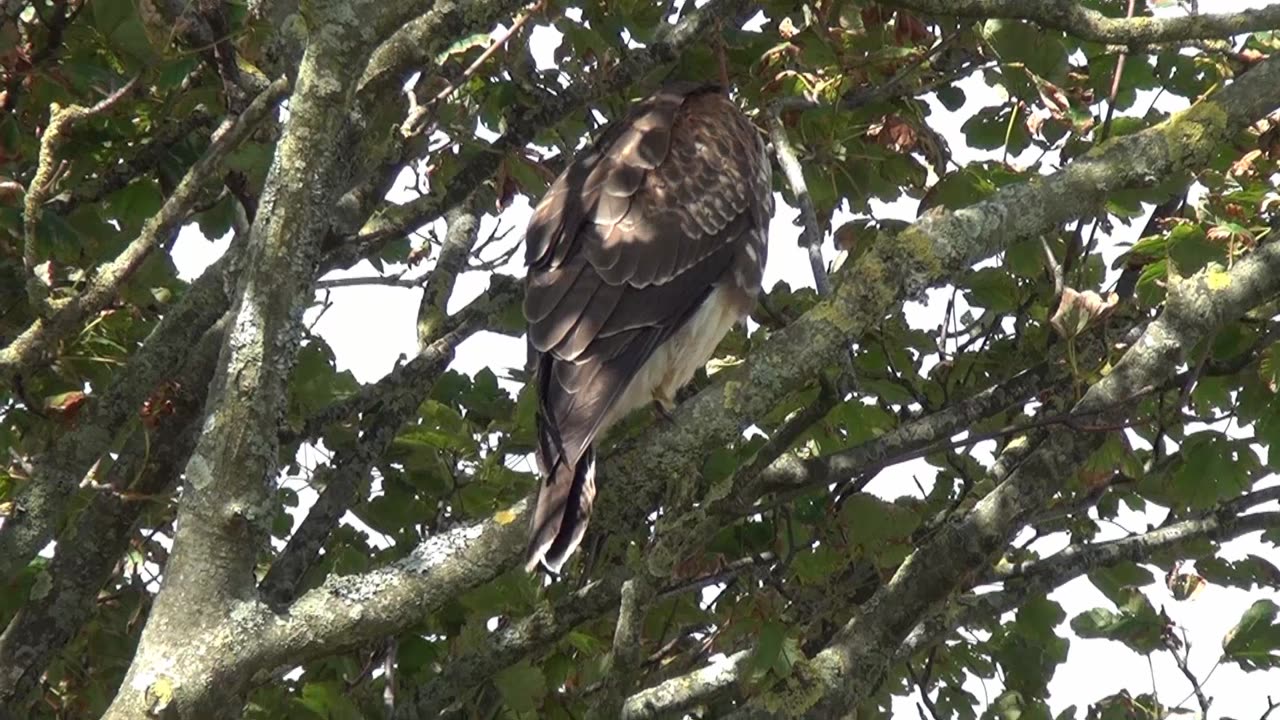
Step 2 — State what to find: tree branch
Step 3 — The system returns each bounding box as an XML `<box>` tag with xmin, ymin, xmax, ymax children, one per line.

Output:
<box><xmin>398</xmin><ymin>553</ymin><xmax>776</xmax><ymax>717</ymax></box>
<box><xmin>589</xmin><ymin>577</ymin><xmax>657</xmax><ymax>719</ymax></box>
<box><xmin>766</xmin><ymin>110</ymin><xmax>830</xmax><ymax>295</ymax></box>
<box><xmin>0</xmin><ymin>76</ymin><xmax>288</xmax><ymax>381</ymax></box>
<box><xmin>22</xmin><ymin>75</ymin><xmax>140</xmax><ymax>309</ymax></box>
<box><xmin>898</xmin><ymin>505</ymin><xmax>1280</xmax><ymax>665</ymax></box>
<box><xmin>398</xmin><ymin>572</ymin><xmax>629</xmax><ymax>718</ymax></box>
<box><xmin>0</xmin><ymin>248</ymin><xmax>238</xmax><ymax>581</ymax></box>
<box><xmin>886</xmin><ymin>0</ymin><xmax>1280</xmax><ymax>46</ymax></box>
<box><xmin>102</xmin><ymin>8</ymin><xmax>382</xmax><ymax>715</ymax></box>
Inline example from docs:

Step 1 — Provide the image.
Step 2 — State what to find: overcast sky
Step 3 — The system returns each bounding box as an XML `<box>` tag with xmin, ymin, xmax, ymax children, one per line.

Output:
<box><xmin>167</xmin><ymin>1</ymin><xmax>1280</xmax><ymax>713</ymax></box>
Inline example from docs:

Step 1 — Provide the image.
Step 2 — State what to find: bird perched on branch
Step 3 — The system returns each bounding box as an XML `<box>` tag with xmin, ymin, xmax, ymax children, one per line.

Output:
<box><xmin>523</xmin><ymin>81</ymin><xmax>774</xmax><ymax>573</ymax></box>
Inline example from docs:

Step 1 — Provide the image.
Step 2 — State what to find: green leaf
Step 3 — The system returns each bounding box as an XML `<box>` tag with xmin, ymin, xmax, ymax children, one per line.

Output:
<box><xmin>1223</xmin><ymin>599</ymin><xmax>1280</xmax><ymax>671</ymax></box>
<box><xmin>293</xmin><ymin>681</ymin><xmax>364</xmax><ymax>720</ymax></box>
<box><xmin>110</xmin><ymin>178</ymin><xmax>165</xmax><ymax>231</ymax></box>
<box><xmin>1167</xmin><ymin>224</ymin><xmax>1223</xmax><ymax>275</ymax></box>
<box><xmin>936</xmin><ymin>85</ymin><xmax>965</xmax><ymax>111</ymax></box>
<box><xmin>396</xmin><ymin>635</ymin><xmax>440</xmax><ymax>676</ymax></box>
<box><xmin>964</xmin><ymin>267</ymin><xmax>1020</xmax><ymax>312</ymax></box>
<box><xmin>493</xmin><ymin>661</ymin><xmax>547</xmax><ymax>712</ymax></box>
<box><xmin>92</xmin><ymin>0</ymin><xmax>132</xmax><ymax>35</ymax></box>
<box><xmin>1198</xmin><ymin>555</ymin><xmax>1280</xmax><ymax>591</ymax></box>
<box><xmin>839</xmin><ymin>494</ymin><xmax>920</xmax><ymax>566</ymax></box>
<box><xmin>750</xmin><ymin>621</ymin><xmax>786</xmax><ymax>677</ymax></box>
<box><xmin>1088</xmin><ymin>562</ymin><xmax>1155</xmax><ymax>606</ymax></box>
<box><xmin>1069</xmin><ymin>591</ymin><xmax>1164</xmax><ymax>654</ymax></box>
<box><xmin>1167</xmin><ymin>432</ymin><xmax>1258</xmax><ymax>509</ymax></box>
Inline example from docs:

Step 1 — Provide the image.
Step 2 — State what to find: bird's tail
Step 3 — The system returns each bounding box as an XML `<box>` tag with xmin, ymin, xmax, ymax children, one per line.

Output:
<box><xmin>525</xmin><ymin>446</ymin><xmax>596</xmax><ymax>574</ymax></box>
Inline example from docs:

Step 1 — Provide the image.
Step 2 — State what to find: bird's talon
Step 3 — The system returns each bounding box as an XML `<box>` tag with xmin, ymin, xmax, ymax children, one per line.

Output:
<box><xmin>652</xmin><ymin>399</ymin><xmax>676</xmax><ymax>425</ymax></box>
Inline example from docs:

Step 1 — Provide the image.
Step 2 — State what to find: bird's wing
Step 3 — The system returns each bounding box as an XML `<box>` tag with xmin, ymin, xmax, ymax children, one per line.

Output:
<box><xmin>525</xmin><ymin>82</ymin><xmax>771</xmax><ymax>462</ymax></box>
<box><xmin>522</xmin><ymin>82</ymin><xmax>772</xmax><ymax>570</ymax></box>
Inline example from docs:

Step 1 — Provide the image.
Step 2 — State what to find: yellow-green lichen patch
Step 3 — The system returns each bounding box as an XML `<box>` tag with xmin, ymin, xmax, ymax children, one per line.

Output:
<box><xmin>1162</xmin><ymin>100</ymin><xmax>1229</xmax><ymax>161</ymax></box>
<box><xmin>752</xmin><ymin>655</ymin><xmax>837</xmax><ymax>717</ymax></box>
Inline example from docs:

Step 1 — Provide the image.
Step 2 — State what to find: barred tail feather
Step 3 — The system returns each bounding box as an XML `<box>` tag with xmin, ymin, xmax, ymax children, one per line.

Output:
<box><xmin>524</xmin><ymin>446</ymin><xmax>597</xmax><ymax>574</ymax></box>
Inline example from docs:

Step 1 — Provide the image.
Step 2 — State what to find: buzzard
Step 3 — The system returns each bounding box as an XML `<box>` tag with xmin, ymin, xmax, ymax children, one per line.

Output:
<box><xmin>523</xmin><ymin>81</ymin><xmax>774</xmax><ymax>574</ymax></box>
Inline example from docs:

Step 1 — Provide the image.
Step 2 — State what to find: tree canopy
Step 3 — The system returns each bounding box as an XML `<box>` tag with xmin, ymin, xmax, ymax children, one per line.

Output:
<box><xmin>2</xmin><ymin>0</ymin><xmax>1280</xmax><ymax>718</ymax></box>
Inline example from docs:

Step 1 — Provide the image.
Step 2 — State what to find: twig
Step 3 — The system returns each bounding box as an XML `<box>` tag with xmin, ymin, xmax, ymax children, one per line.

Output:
<box><xmin>766</xmin><ymin>110</ymin><xmax>829</xmax><ymax>295</ymax></box>
<box><xmin>401</xmin><ymin>0</ymin><xmax>545</xmax><ymax>137</ymax></box>
<box><xmin>23</xmin><ymin>75</ymin><xmax>141</xmax><ymax>310</ymax></box>
<box><xmin>906</xmin><ymin>661</ymin><xmax>943</xmax><ymax>720</ymax></box>
<box><xmin>1099</xmin><ymin>0</ymin><xmax>1138</xmax><ymax>143</ymax></box>
<box><xmin>313</xmin><ymin>274</ymin><xmax>426</xmax><ymax>290</ymax></box>
<box><xmin>1040</xmin><ymin>236</ymin><xmax>1064</xmax><ymax>300</ymax></box>
<box><xmin>1077</xmin><ymin>0</ymin><xmax>1136</xmax><ymax>277</ymax></box>
<box><xmin>384</xmin><ymin>638</ymin><xmax>397</xmax><ymax>717</ymax></box>
<box><xmin>1166</xmin><ymin>628</ymin><xmax>1212</xmax><ymax>716</ymax></box>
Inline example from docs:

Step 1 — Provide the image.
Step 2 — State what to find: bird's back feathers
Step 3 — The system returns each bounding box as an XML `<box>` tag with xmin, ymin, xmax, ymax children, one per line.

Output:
<box><xmin>523</xmin><ymin>81</ymin><xmax>772</xmax><ymax>573</ymax></box>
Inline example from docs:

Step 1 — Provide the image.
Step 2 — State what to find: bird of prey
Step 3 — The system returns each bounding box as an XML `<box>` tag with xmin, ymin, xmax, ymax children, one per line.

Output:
<box><xmin>523</xmin><ymin>81</ymin><xmax>774</xmax><ymax>573</ymax></box>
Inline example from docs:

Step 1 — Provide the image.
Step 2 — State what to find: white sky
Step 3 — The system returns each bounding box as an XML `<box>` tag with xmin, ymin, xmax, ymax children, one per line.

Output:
<box><xmin>166</xmin><ymin>1</ymin><xmax>1280</xmax><ymax>715</ymax></box>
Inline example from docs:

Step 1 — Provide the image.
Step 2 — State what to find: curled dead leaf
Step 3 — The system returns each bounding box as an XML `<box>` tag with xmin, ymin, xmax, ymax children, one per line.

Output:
<box><xmin>1050</xmin><ymin>287</ymin><xmax>1119</xmax><ymax>340</ymax></box>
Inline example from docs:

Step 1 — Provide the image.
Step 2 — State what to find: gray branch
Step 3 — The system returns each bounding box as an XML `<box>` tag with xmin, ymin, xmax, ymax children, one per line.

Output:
<box><xmin>887</xmin><ymin>0</ymin><xmax>1280</xmax><ymax>46</ymax></box>
<box><xmin>766</xmin><ymin>110</ymin><xmax>830</xmax><ymax>296</ymax></box>
<box><xmin>0</xmin><ymin>249</ymin><xmax>237</xmax><ymax>581</ymax></box>
<box><xmin>897</xmin><ymin>504</ymin><xmax>1280</xmax><ymax>664</ymax></box>
<box><xmin>101</xmin><ymin>4</ymin><xmax>397</xmax><ymax>715</ymax></box>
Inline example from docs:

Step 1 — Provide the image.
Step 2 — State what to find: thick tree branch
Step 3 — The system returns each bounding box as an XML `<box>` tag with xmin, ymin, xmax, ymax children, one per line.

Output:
<box><xmin>358</xmin><ymin>0</ymin><xmax>528</xmax><ymax>108</ymax></box>
<box><xmin>622</xmin><ymin>649</ymin><xmax>753</xmax><ymax>720</ymax></box>
<box><xmin>102</xmin><ymin>7</ymin><xmax>383</xmax><ymax>716</ymax></box>
<box><xmin>897</xmin><ymin>504</ymin><xmax>1280</xmax><ymax>664</ymax></box>
<box><xmin>887</xmin><ymin>0</ymin><xmax>1280</xmax><ymax>46</ymax></box>
<box><xmin>0</xmin><ymin>249</ymin><xmax>237</xmax><ymax>581</ymax></box>
<box><xmin>589</xmin><ymin>577</ymin><xmax>657</xmax><ymax>719</ymax></box>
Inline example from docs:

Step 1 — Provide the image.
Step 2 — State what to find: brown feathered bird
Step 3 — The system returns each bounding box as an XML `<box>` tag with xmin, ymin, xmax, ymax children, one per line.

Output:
<box><xmin>522</xmin><ymin>81</ymin><xmax>774</xmax><ymax>573</ymax></box>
